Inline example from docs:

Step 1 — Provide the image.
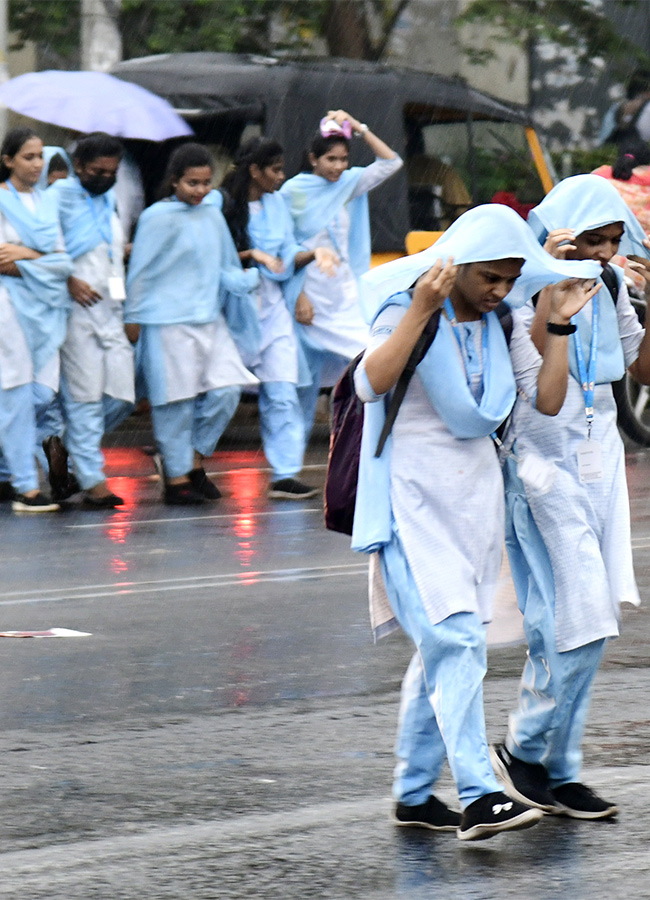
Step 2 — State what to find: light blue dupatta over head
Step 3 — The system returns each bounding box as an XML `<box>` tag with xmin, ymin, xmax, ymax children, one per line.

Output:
<box><xmin>352</xmin><ymin>204</ymin><xmax>602</xmax><ymax>554</ymax></box>
<box><xmin>528</xmin><ymin>174</ymin><xmax>650</xmax><ymax>385</ymax></box>
<box><xmin>359</xmin><ymin>203</ymin><xmax>601</xmax><ymax>323</ymax></box>
<box><xmin>0</xmin><ymin>185</ymin><xmax>73</xmax><ymax>373</ymax></box>
<box><xmin>37</xmin><ymin>146</ymin><xmax>71</xmax><ymax>191</ymax></box>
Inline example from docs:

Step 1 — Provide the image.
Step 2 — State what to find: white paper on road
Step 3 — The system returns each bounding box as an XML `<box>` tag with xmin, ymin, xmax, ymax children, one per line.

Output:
<box><xmin>0</xmin><ymin>628</ymin><xmax>92</xmax><ymax>638</ymax></box>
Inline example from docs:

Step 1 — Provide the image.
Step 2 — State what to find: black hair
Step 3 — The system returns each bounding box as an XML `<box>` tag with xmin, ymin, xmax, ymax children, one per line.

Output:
<box><xmin>48</xmin><ymin>152</ymin><xmax>69</xmax><ymax>175</ymax></box>
<box><xmin>161</xmin><ymin>142</ymin><xmax>213</xmax><ymax>197</ymax></box>
<box><xmin>627</xmin><ymin>69</ymin><xmax>650</xmax><ymax>100</ymax></box>
<box><xmin>612</xmin><ymin>139</ymin><xmax>650</xmax><ymax>180</ymax></box>
<box><xmin>220</xmin><ymin>137</ymin><xmax>284</xmax><ymax>253</ymax></box>
<box><xmin>0</xmin><ymin>127</ymin><xmax>39</xmax><ymax>182</ymax></box>
<box><xmin>73</xmin><ymin>131</ymin><xmax>124</xmax><ymax>166</ymax></box>
<box><xmin>300</xmin><ymin>131</ymin><xmax>349</xmax><ymax>172</ymax></box>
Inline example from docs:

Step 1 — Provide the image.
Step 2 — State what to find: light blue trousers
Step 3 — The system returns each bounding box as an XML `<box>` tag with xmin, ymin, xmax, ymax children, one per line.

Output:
<box><xmin>380</xmin><ymin>530</ymin><xmax>501</xmax><ymax>810</ymax></box>
<box><xmin>150</xmin><ymin>386</ymin><xmax>240</xmax><ymax>479</ymax></box>
<box><xmin>258</xmin><ymin>381</ymin><xmax>305</xmax><ymax>480</ymax></box>
<box><xmin>0</xmin><ymin>381</ymin><xmax>39</xmax><ymax>493</ymax></box>
<box><xmin>504</xmin><ymin>462</ymin><xmax>606</xmax><ymax>786</ymax></box>
<box><xmin>0</xmin><ymin>383</ymin><xmax>64</xmax><ymax>486</ymax></box>
<box><xmin>297</xmin><ymin>343</ymin><xmax>349</xmax><ymax>439</ymax></box>
<box><xmin>60</xmin><ymin>377</ymin><xmax>134</xmax><ymax>490</ymax></box>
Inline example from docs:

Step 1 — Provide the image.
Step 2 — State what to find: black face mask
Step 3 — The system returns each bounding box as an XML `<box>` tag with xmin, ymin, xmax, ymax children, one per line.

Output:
<box><xmin>79</xmin><ymin>173</ymin><xmax>116</xmax><ymax>195</ymax></box>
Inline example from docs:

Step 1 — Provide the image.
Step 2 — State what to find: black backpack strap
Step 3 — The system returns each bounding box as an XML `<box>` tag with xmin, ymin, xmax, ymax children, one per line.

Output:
<box><xmin>601</xmin><ymin>263</ymin><xmax>619</xmax><ymax>305</ymax></box>
<box><xmin>374</xmin><ymin>308</ymin><xmax>441</xmax><ymax>458</ymax></box>
<box><xmin>495</xmin><ymin>301</ymin><xmax>513</xmax><ymax>347</ymax></box>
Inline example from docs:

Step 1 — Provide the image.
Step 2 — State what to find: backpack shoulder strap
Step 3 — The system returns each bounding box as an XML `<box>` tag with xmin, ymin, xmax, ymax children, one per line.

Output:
<box><xmin>601</xmin><ymin>263</ymin><xmax>619</xmax><ymax>305</ymax></box>
<box><xmin>495</xmin><ymin>301</ymin><xmax>513</xmax><ymax>347</ymax></box>
<box><xmin>374</xmin><ymin>307</ymin><xmax>441</xmax><ymax>458</ymax></box>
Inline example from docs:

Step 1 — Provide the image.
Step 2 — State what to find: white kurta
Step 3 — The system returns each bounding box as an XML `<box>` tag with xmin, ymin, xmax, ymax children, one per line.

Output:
<box><xmin>358</xmin><ymin>303</ymin><xmax>504</xmax><ymax>636</ymax></box>
<box><xmin>0</xmin><ymin>194</ymin><xmax>61</xmax><ymax>391</ymax></box>
<box><xmin>60</xmin><ymin>211</ymin><xmax>135</xmax><ymax>403</ymax></box>
<box><xmin>301</xmin><ymin>156</ymin><xmax>402</xmax><ymax>359</ymax></box>
<box><xmin>247</xmin><ymin>199</ymin><xmax>299</xmax><ymax>384</ymax></box>
<box><xmin>507</xmin><ymin>284</ymin><xmax>643</xmax><ymax>651</ymax></box>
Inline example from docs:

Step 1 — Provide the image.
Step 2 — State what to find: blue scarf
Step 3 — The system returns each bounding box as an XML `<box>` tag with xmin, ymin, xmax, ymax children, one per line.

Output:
<box><xmin>352</xmin><ymin>291</ymin><xmax>516</xmax><ymax>553</ymax></box>
<box><xmin>0</xmin><ymin>185</ymin><xmax>73</xmax><ymax>372</ymax></box>
<box><xmin>37</xmin><ymin>146</ymin><xmax>71</xmax><ymax>191</ymax></box>
<box><xmin>51</xmin><ymin>175</ymin><xmax>116</xmax><ymax>260</ymax></box>
<box><xmin>360</xmin><ymin>203</ymin><xmax>602</xmax><ymax>323</ymax></box>
<box><xmin>528</xmin><ymin>173</ymin><xmax>650</xmax><ymax>260</ymax></box>
<box><xmin>280</xmin><ymin>167</ymin><xmax>370</xmax><ymax>279</ymax></box>
<box><xmin>125</xmin><ymin>196</ymin><xmax>258</xmax><ymax>326</ymax></box>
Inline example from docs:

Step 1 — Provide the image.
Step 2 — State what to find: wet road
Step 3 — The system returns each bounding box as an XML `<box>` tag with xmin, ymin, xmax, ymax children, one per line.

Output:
<box><xmin>1</xmin><ymin>435</ymin><xmax>650</xmax><ymax>898</ymax></box>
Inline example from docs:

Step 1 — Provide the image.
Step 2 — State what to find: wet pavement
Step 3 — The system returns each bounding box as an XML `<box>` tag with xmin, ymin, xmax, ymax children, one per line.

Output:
<box><xmin>1</xmin><ymin>430</ymin><xmax>650</xmax><ymax>898</ymax></box>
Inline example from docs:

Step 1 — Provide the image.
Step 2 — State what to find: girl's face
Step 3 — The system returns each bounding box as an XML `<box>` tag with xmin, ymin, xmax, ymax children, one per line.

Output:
<box><xmin>567</xmin><ymin>222</ymin><xmax>624</xmax><ymax>268</ymax></box>
<box><xmin>250</xmin><ymin>157</ymin><xmax>285</xmax><ymax>194</ymax></box>
<box><xmin>309</xmin><ymin>141</ymin><xmax>349</xmax><ymax>182</ymax></box>
<box><xmin>3</xmin><ymin>137</ymin><xmax>44</xmax><ymax>188</ymax></box>
<box><xmin>173</xmin><ymin>165</ymin><xmax>213</xmax><ymax>205</ymax></box>
<box><xmin>451</xmin><ymin>259</ymin><xmax>523</xmax><ymax>319</ymax></box>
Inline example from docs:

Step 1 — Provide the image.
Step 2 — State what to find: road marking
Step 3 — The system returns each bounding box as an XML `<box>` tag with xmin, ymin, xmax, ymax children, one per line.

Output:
<box><xmin>0</xmin><ymin>562</ymin><xmax>369</xmax><ymax>607</ymax></box>
<box><xmin>64</xmin><ymin>506</ymin><xmax>324</xmax><ymax>529</ymax></box>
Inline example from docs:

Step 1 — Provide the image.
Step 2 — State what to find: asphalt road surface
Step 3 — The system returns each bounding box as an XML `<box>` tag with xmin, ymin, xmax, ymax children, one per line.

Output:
<box><xmin>1</xmin><ymin>432</ymin><xmax>650</xmax><ymax>899</ymax></box>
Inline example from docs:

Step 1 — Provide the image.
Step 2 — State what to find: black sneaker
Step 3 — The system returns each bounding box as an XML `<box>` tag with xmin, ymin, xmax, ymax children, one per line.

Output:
<box><xmin>458</xmin><ymin>791</ymin><xmax>543</xmax><ymax>842</ymax></box>
<box><xmin>164</xmin><ymin>482</ymin><xmax>205</xmax><ymax>506</ymax></box>
<box><xmin>12</xmin><ymin>493</ymin><xmax>60</xmax><ymax>513</ymax></box>
<box><xmin>82</xmin><ymin>491</ymin><xmax>125</xmax><ymax>509</ymax></box>
<box><xmin>188</xmin><ymin>467</ymin><xmax>221</xmax><ymax>500</ymax></box>
<box><xmin>490</xmin><ymin>743</ymin><xmax>558</xmax><ymax>813</ymax></box>
<box><xmin>0</xmin><ymin>481</ymin><xmax>14</xmax><ymax>502</ymax></box>
<box><xmin>393</xmin><ymin>795</ymin><xmax>461</xmax><ymax>832</ymax></box>
<box><xmin>551</xmin><ymin>783</ymin><xmax>618</xmax><ymax>820</ymax></box>
<box><xmin>268</xmin><ymin>478</ymin><xmax>319</xmax><ymax>500</ymax></box>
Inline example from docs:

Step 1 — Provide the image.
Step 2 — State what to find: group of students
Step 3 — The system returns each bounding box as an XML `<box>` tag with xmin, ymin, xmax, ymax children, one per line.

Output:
<box><xmin>353</xmin><ymin>174</ymin><xmax>650</xmax><ymax>840</ymax></box>
<box><xmin>0</xmin><ymin>111</ymin><xmax>402</xmax><ymax>511</ymax></box>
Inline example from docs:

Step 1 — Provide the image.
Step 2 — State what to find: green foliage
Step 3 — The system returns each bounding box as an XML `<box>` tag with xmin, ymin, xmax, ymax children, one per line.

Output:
<box><xmin>551</xmin><ymin>145</ymin><xmax>619</xmax><ymax>178</ymax></box>
<box><xmin>456</xmin><ymin>0</ymin><xmax>649</xmax><ymax>70</ymax></box>
<box><xmin>9</xmin><ymin>0</ymin><xmax>409</xmax><ymax>64</ymax></box>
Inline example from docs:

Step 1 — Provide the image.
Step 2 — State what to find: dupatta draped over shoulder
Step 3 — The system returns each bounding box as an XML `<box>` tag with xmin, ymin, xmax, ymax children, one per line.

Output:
<box><xmin>125</xmin><ymin>196</ymin><xmax>258</xmax><ymax>327</ymax></box>
<box><xmin>51</xmin><ymin>174</ymin><xmax>117</xmax><ymax>260</ymax></box>
<box><xmin>0</xmin><ymin>185</ymin><xmax>73</xmax><ymax>373</ymax></box>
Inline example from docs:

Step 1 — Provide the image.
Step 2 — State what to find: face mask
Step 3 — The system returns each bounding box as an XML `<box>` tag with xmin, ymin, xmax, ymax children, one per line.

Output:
<box><xmin>79</xmin><ymin>173</ymin><xmax>116</xmax><ymax>195</ymax></box>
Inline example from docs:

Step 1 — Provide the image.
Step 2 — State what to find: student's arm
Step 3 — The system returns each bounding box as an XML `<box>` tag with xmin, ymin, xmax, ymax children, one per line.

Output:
<box><xmin>363</xmin><ymin>258</ymin><xmax>457</xmax><ymax>396</ymax></box>
<box><xmin>535</xmin><ymin>279</ymin><xmax>601</xmax><ymax>415</ymax></box>
<box><xmin>325</xmin><ymin>109</ymin><xmax>397</xmax><ymax>160</ymax></box>
<box><xmin>625</xmin><ymin>247</ymin><xmax>650</xmax><ymax>383</ymax></box>
<box><xmin>0</xmin><ymin>243</ymin><xmax>43</xmax><ymax>276</ymax></box>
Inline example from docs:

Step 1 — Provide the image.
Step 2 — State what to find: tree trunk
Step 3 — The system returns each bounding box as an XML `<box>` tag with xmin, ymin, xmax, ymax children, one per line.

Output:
<box><xmin>322</xmin><ymin>1</ymin><xmax>372</xmax><ymax>59</ymax></box>
<box><xmin>81</xmin><ymin>0</ymin><xmax>122</xmax><ymax>72</ymax></box>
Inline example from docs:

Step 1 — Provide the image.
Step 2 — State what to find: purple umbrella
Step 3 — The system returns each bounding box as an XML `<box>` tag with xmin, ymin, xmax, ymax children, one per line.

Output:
<box><xmin>0</xmin><ymin>70</ymin><xmax>194</xmax><ymax>141</ymax></box>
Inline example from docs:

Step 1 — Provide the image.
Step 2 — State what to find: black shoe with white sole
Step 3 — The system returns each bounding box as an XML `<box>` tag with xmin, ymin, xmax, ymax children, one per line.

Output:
<box><xmin>393</xmin><ymin>795</ymin><xmax>461</xmax><ymax>832</ymax></box>
<box><xmin>268</xmin><ymin>478</ymin><xmax>319</xmax><ymax>500</ymax></box>
<box><xmin>490</xmin><ymin>743</ymin><xmax>558</xmax><ymax>813</ymax></box>
<box><xmin>551</xmin><ymin>783</ymin><xmax>618</xmax><ymax>820</ymax></box>
<box><xmin>457</xmin><ymin>791</ymin><xmax>542</xmax><ymax>841</ymax></box>
<box><xmin>12</xmin><ymin>493</ymin><xmax>60</xmax><ymax>513</ymax></box>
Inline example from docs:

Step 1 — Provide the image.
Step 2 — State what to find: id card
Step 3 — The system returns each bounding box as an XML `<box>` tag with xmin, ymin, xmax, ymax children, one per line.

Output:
<box><xmin>108</xmin><ymin>275</ymin><xmax>126</xmax><ymax>302</ymax></box>
<box><xmin>577</xmin><ymin>439</ymin><xmax>604</xmax><ymax>483</ymax></box>
<box><xmin>517</xmin><ymin>453</ymin><xmax>556</xmax><ymax>494</ymax></box>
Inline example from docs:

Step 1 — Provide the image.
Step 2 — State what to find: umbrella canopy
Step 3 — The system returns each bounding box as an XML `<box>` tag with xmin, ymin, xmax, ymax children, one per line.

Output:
<box><xmin>0</xmin><ymin>70</ymin><xmax>193</xmax><ymax>141</ymax></box>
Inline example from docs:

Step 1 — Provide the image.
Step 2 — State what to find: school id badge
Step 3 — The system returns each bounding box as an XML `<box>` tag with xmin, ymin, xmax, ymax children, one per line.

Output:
<box><xmin>577</xmin><ymin>439</ymin><xmax>604</xmax><ymax>484</ymax></box>
<box><xmin>108</xmin><ymin>275</ymin><xmax>126</xmax><ymax>302</ymax></box>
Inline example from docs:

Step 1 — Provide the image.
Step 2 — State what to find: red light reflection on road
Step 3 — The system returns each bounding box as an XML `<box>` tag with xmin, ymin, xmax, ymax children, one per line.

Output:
<box><xmin>222</xmin><ymin>457</ymin><xmax>266</xmax><ymax>581</ymax></box>
<box><xmin>102</xmin><ymin>475</ymin><xmax>138</xmax><ymax>576</ymax></box>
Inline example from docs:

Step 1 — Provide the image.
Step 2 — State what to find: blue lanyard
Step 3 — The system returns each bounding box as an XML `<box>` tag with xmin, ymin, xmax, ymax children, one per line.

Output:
<box><xmin>572</xmin><ymin>294</ymin><xmax>599</xmax><ymax>439</ymax></box>
<box><xmin>443</xmin><ymin>297</ymin><xmax>488</xmax><ymax>395</ymax></box>
<box><xmin>6</xmin><ymin>179</ymin><xmax>38</xmax><ymax>205</ymax></box>
<box><xmin>85</xmin><ymin>191</ymin><xmax>114</xmax><ymax>262</ymax></box>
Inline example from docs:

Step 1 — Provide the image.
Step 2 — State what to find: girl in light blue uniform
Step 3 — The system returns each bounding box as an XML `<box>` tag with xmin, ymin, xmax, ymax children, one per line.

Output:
<box><xmin>492</xmin><ymin>175</ymin><xmax>650</xmax><ymax>820</ymax></box>
<box><xmin>125</xmin><ymin>144</ymin><xmax>259</xmax><ymax>505</ymax></box>
<box><xmin>281</xmin><ymin>110</ymin><xmax>402</xmax><ymax>437</ymax></box>
<box><xmin>220</xmin><ymin>138</ymin><xmax>338</xmax><ymax>499</ymax></box>
<box><xmin>0</xmin><ymin>128</ymin><xmax>73</xmax><ymax>512</ymax></box>
<box><xmin>354</xmin><ymin>204</ymin><xmax>601</xmax><ymax>840</ymax></box>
